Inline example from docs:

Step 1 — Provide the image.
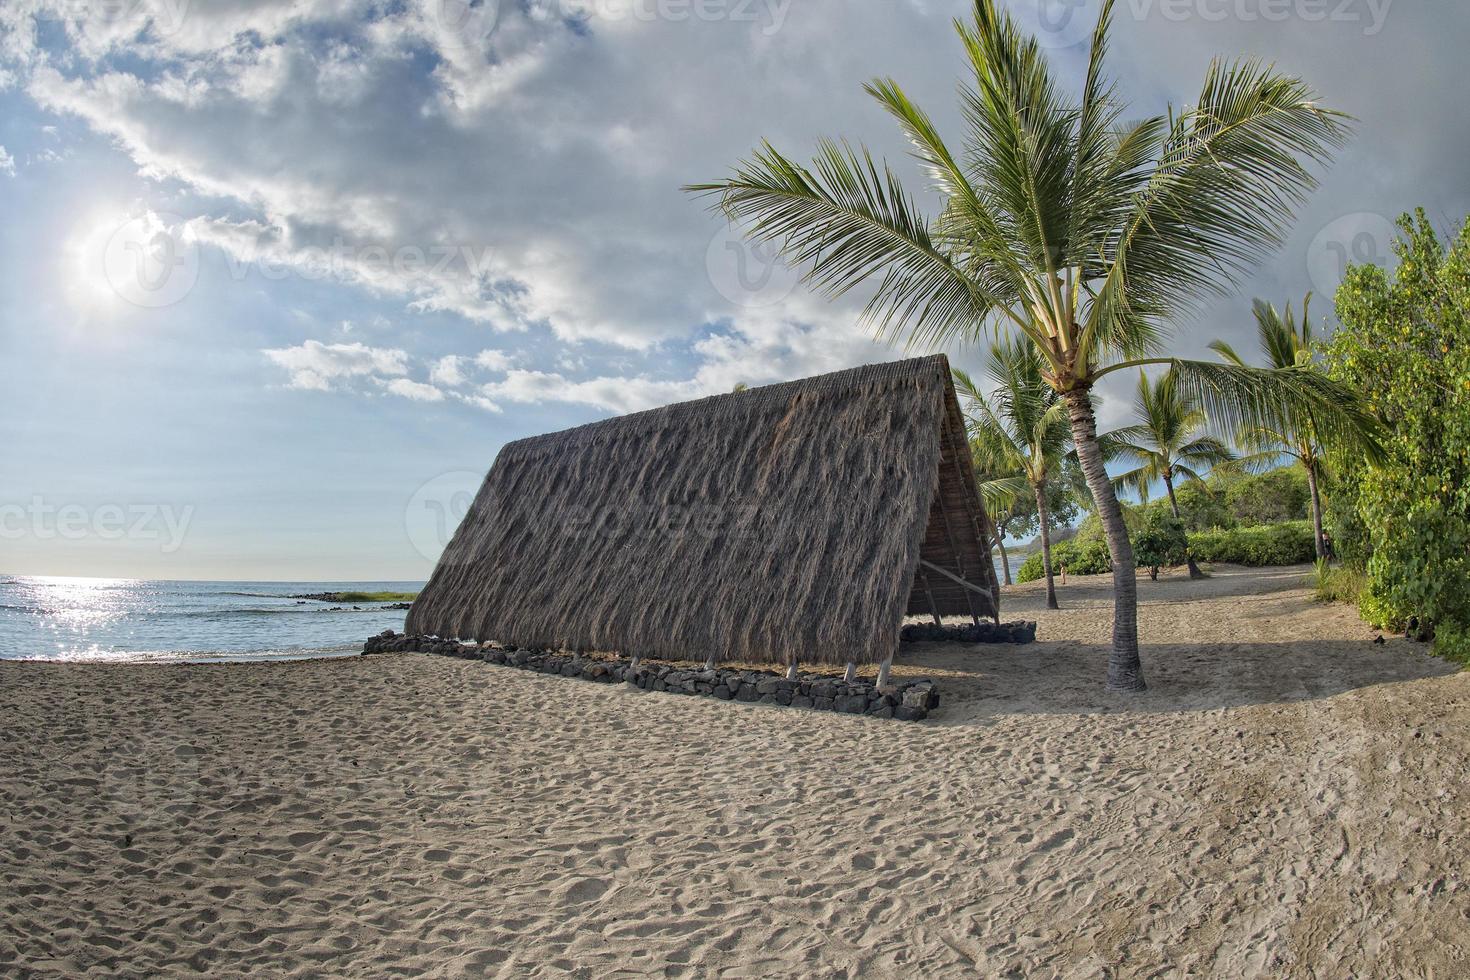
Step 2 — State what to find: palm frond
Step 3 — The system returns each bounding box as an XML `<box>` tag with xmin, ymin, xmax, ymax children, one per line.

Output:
<box><xmin>685</xmin><ymin>139</ymin><xmax>1009</xmax><ymax>347</ymax></box>
<box><xmin>977</xmin><ymin>475</ymin><xmax>1031</xmax><ymax>515</ymax></box>
<box><xmin>1085</xmin><ymin>60</ymin><xmax>1351</xmax><ymax>360</ymax></box>
<box><xmin>1165</xmin><ymin>359</ymin><xmax>1386</xmax><ymax>463</ymax></box>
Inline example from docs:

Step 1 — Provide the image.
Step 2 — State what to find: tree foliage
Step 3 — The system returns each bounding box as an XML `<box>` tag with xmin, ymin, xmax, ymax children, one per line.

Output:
<box><xmin>1171</xmin><ymin>481</ymin><xmax>1236</xmax><ymax>531</ymax></box>
<box><xmin>1323</xmin><ymin>210</ymin><xmax>1470</xmax><ymax>660</ymax></box>
<box><xmin>1109</xmin><ymin>371</ymin><xmax>1236</xmax><ymax>501</ymax></box>
<box><xmin>1222</xmin><ymin>466</ymin><xmax>1310</xmax><ymax>526</ymax></box>
<box><xmin>1132</xmin><ymin>510</ymin><xmax>1190</xmax><ymax>579</ymax></box>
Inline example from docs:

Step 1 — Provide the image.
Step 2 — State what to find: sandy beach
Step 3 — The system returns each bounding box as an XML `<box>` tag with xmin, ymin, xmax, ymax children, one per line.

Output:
<box><xmin>3</xmin><ymin>564</ymin><xmax>1467</xmax><ymax>977</ymax></box>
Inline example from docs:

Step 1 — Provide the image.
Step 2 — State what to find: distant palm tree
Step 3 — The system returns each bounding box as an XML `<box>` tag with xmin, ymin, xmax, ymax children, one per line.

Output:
<box><xmin>689</xmin><ymin>0</ymin><xmax>1374</xmax><ymax>691</ymax></box>
<box><xmin>969</xmin><ymin>439</ymin><xmax>1025</xmax><ymax>586</ymax></box>
<box><xmin>1212</xmin><ymin>294</ymin><xmax>1356</xmax><ymax>560</ymax></box>
<box><xmin>955</xmin><ymin>339</ymin><xmax>1072</xmax><ymax>609</ymax></box>
<box><xmin>1109</xmin><ymin>370</ymin><xmax>1236</xmax><ymax>578</ymax></box>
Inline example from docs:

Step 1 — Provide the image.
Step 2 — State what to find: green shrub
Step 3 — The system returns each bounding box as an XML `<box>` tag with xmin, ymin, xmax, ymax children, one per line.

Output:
<box><xmin>1014</xmin><ymin>507</ymin><xmax>1314</xmax><ymax>583</ymax></box>
<box><xmin>1074</xmin><ymin>505</ymin><xmax>1141</xmax><ymax>546</ymax></box>
<box><xmin>1310</xmin><ymin>559</ymin><xmax>1365</xmax><ymax>604</ymax></box>
<box><xmin>1015</xmin><ymin>535</ymin><xmax>1112</xmax><ymax>582</ymax></box>
<box><xmin>1171</xmin><ymin>482</ymin><xmax>1236</xmax><ymax>532</ymax></box>
<box><xmin>1188</xmin><ymin>521</ymin><xmax>1316</xmax><ymax>566</ymax></box>
<box><xmin>1223</xmin><ymin>466</ymin><xmax>1310</xmax><ymax>526</ymax></box>
<box><xmin>1133</xmin><ymin>511</ymin><xmax>1189</xmax><ymax>579</ymax></box>
<box><xmin>1015</xmin><ymin>550</ymin><xmax>1046</xmax><ymax>584</ymax></box>
<box><xmin>1325</xmin><ymin>209</ymin><xmax>1470</xmax><ymax>662</ymax></box>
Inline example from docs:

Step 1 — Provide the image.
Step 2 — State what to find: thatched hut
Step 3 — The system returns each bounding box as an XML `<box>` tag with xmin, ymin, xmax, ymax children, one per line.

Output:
<box><xmin>406</xmin><ymin>354</ymin><xmax>999</xmax><ymax>671</ymax></box>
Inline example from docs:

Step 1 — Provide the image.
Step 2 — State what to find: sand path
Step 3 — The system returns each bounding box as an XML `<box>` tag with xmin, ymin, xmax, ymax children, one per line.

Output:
<box><xmin>2</xmin><ymin>564</ymin><xmax>1467</xmax><ymax>976</ymax></box>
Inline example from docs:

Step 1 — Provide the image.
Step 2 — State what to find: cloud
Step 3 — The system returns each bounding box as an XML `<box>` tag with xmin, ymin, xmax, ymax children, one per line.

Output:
<box><xmin>264</xmin><ymin>339</ymin><xmax>524</xmax><ymax>409</ymax></box>
<box><xmin>262</xmin><ymin>340</ymin><xmax>409</xmax><ymax>390</ymax></box>
<box><xmin>428</xmin><ymin>355</ymin><xmax>469</xmax><ymax>387</ymax></box>
<box><xmin>473</xmin><ymin>349</ymin><xmax>514</xmax><ymax>372</ymax></box>
<box><xmin>479</xmin><ymin>313</ymin><xmax>896</xmax><ymax>414</ymax></box>
<box><xmin>455</xmin><ymin>393</ymin><xmax>503</xmax><ymax>414</ymax></box>
<box><xmin>8</xmin><ymin>0</ymin><xmax>1469</xmax><ymax>410</ymax></box>
<box><xmin>384</xmin><ymin>378</ymin><xmax>445</xmax><ymax>402</ymax></box>
<box><xmin>429</xmin><ymin>351</ymin><xmax>519</xmax><ymax>387</ymax></box>
<box><xmin>5</xmin><ymin>1</ymin><xmax>974</xmax><ymax>351</ymax></box>
<box><xmin>0</xmin><ymin>145</ymin><xmax>13</xmax><ymax>176</ymax></box>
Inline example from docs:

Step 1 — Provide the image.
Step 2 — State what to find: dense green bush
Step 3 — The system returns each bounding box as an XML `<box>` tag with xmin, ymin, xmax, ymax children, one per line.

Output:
<box><xmin>1015</xmin><ymin>536</ymin><xmax>1113</xmax><ymax>582</ymax></box>
<box><xmin>1324</xmin><ymin>210</ymin><xmax>1470</xmax><ymax>663</ymax></box>
<box><xmin>1133</xmin><ymin>510</ymin><xmax>1190</xmax><ymax>579</ymax></box>
<box><xmin>1015</xmin><ymin>508</ymin><xmax>1317</xmax><ymax>583</ymax></box>
<box><xmin>1171</xmin><ymin>481</ymin><xmax>1236</xmax><ymax>532</ymax></box>
<box><xmin>1223</xmin><ymin>467</ymin><xmax>1309</xmax><ymax>526</ymax></box>
<box><xmin>1188</xmin><ymin>521</ymin><xmax>1317</xmax><ymax>566</ymax></box>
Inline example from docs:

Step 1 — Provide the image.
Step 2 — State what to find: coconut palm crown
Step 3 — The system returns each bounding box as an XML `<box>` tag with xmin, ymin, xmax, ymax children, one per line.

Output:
<box><xmin>1109</xmin><ymin>370</ymin><xmax>1237</xmax><ymax>577</ymax></box>
<box><xmin>687</xmin><ymin>0</ymin><xmax>1377</xmax><ymax>690</ymax></box>
<box><xmin>1211</xmin><ymin>293</ymin><xmax>1362</xmax><ymax>559</ymax></box>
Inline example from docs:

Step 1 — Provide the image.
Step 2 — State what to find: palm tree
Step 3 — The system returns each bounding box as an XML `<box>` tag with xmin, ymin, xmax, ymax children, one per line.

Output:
<box><xmin>1109</xmin><ymin>370</ymin><xmax>1236</xmax><ymax>579</ymax></box>
<box><xmin>955</xmin><ymin>339</ymin><xmax>1071</xmax><ymax>609</ymax></box>
<box><xmin>970</xmin><ymin>437</ymin><xmax>1027</xmax><ymax>586</ymax></box>
<box><xmin>1211</xmin><ymin>294</ymin><xmax>1347</xmax><ymax>560</ymax></box>
<box><xmin>688</xmin><ymin>0</ymin><xmax>1376</xmax><ymax>691</ymax></box>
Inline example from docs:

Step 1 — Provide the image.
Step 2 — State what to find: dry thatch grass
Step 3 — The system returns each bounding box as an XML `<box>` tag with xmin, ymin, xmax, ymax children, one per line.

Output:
<box><xmin>407</xmin><ymin>355</ymin><xmax>997</xmax><ymax>666</ymax></box>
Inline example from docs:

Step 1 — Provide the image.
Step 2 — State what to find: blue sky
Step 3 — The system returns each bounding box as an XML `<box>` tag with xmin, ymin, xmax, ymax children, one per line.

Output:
<box><xmin>1</xmin><ymin>0</ymin><xmax>1465</xmax><ymax>580</ymax></box>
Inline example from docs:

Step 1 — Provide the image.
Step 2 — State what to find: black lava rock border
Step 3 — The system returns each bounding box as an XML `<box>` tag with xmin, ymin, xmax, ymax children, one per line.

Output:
<box><xmin>363</xmin><ymin>631</ymin><xmax>940</xmax><ymax>721</ymax></box>
<box><xmin>900</xmin><ymin>620</ymin><xmax>1037</xmax><ymax>644</ymax></box>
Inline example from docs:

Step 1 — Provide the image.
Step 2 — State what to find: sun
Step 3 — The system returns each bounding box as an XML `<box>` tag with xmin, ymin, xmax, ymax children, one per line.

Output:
<box><xmin>65</xmin><ymin>213</ymin><xmax>128</xmax><ymax>313</ymax></box>
<box><xmin>64</xmin><ymin>210</ymin><xmax>201</xmax><ymax>313</ymax></box>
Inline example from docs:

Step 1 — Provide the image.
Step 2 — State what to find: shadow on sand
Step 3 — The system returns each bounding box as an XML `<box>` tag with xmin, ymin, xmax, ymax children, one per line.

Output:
<box><xmin>904</xmin><ymin>638</ymin><xmax>1458</xmax><ymax>724</ymax></box>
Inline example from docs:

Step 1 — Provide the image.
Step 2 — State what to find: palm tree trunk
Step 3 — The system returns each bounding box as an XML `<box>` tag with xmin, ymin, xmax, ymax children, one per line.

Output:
<box><xmin>1063</xmin><ymin>387</ymin><xmax>1145</xmax><ymax>692</ymax></box>
<box><xmin>1164</xmin><ymin>474</ymin><xmax>1205</xmax><ymax>579</ymax></box>
<box><xmin>1034</xmin><ymin>482</ymin><xmax>1059</xmax><ymax>610</ymax></box>
<box><xmin>1305</xmin><ymin>461</ymin><xmax>1326</xmax><ymax>560</ymax></box>
<box><xmin>997</xmin><ymin>534</ymin><xmax>1012</xmax><ymax>586</ymax></box>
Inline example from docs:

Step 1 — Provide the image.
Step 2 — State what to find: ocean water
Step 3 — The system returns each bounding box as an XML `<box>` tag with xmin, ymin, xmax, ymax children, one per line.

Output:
<box><xmin>0</xmin><ymin>576</ymin><xmax>421</xmax><ymax>663</ymax></box>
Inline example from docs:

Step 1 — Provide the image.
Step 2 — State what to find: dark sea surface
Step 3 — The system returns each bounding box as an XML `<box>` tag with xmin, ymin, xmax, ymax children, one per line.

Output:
<box><xmin>0</xmin><ymin>576</ymin><xmax>421</xmax><ymax>662</ymax></box>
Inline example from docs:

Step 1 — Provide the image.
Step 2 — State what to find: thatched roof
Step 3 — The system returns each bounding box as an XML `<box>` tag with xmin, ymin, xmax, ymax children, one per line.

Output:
<box><xmin>406</xmin><ymin>354</ymin><xmax>999</xmax><ymax>666</ymax></box>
